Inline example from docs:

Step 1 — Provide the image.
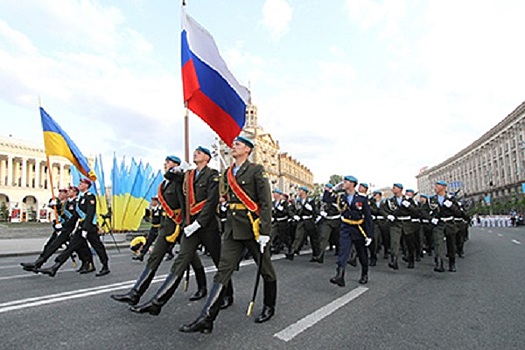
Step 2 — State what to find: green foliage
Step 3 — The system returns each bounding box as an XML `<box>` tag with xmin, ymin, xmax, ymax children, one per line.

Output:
<box><xmin>0</xmin><ymin>202</ymin><xmax>8</xmax><ymax>222</ymax></box>
<box><xmin>329</xmin><ymin>174</ymin><xmax>343</xmax><ymax>186</ymax></box>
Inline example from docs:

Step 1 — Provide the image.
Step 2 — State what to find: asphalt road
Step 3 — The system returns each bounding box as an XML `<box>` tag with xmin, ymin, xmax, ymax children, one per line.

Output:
<box><xmin>0</xmin><ymin>226</ymin><xmax>524</xmax><ymax>350</ymax></box>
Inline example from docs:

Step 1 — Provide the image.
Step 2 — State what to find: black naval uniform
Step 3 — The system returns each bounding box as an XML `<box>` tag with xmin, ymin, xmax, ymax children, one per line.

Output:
<box><xmin>130</xmin><ymin>166</ymin><xmax>233</xmax><ymax>315</ymax></box>
<box><xmin>329</xmin><ymin>190</ymin><xmax>373</xmax><ymax>286</ymax></box>
<box><xmin>287</xmin><ymin>196</ymin><xmax>320</xmax><ymax>259</ymax></box>
<box><xmin>132</xmin><ymin>204</ymin><xmax>163</xmax><ymax>261</ymax></box>
<box><xmin>270</xmin><ymin>194</ymin><xmax>292</xmax><ymax>254</ymax></box>
<box><xmin>180</xmin><ymin>160</ymin><xmax>276</xmax><ymax>334</ymax></box>
<box><xmin>418</xmin><ymin>198</ymin><xmax>434</xmax><ymax>256</ymax></box>
<box><xmin>316</xmin><ymin>188</ymin><xmax>341</xmax><ymax>263</ymax></box>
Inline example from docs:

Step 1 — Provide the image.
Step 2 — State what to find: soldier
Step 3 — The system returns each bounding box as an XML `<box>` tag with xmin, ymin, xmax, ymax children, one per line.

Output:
<box><xmin>329</xmin><ymin>176</ymin><xmax>373</xmax><ymax>286</ymax></box>
<box><xmin>428</xmin><ymin>180</ymin><xmax>463</xmax><ymax>272</ymax></box>
<box><xmin>315</xmin><ymin>183</ymin><xmax>341</xmax><ymax>263</ymax></box>
<box><xmin>132</xmin><ymin>197</ymin><xmax>162</xmax><ymax>261</ymax></box>
<box><xmin>384</xmin><ymin>183</ymin><xmax>419</xmax><ymax>270</ymax></box>
<box><xmin>285</xmin><ymin>186</ymin><xmax>319</xmax><ymax>261</ymax></box>
<box><xmin>418</xmin><ymin>194</ymin><xmax>434</xmax><ymax>256</ymax></box>
<box><xmin>405</xmin><ymin>189</ymin><xmax>422</xmax><ymax>262</ymax></box>
<box><xmin>218</xmin><ymin>195</ymin><xmax>228</xmax><ymax>235</ymax></box>
<box><xmin>454</xmin><ymin>197</ymin><xmax>469</xmax><ymax>258</ymax></box>
<box><xmin>129</xmin><ymin>146</ymin><xmax>234</xmax><ymax>315</ymax></box>
<box><xmin>111</xmin><ymin>156</ymin><xmax>205</xmax><ymax>305</ymax></box>
<box><xmin>37</xmin><ymin>179</ymin><xmax>110</xmax><ymax>277</ymax></box>
<box><xmin>270</xmin><ymin>189</ymin><xmax>292</xmax><ymax>255</ymax></box>
<box><xmin>370</xmin><ymin>190</ymin><xmax>390</xmax><ymax>260</ymax></box>
<box><xmin>358</xmin><ymin>183</ymin><xmax>378</xmax><ymax>266</ymax></box>
<box><xmin>179</xmin><ymin>136</ymin><xmax>276</xmax><ymax>334</ymax></box>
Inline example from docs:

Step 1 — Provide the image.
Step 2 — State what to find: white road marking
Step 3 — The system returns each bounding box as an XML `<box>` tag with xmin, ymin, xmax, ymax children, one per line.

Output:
<box><xmin>511</xmin><ymin>239</ymin><xmax>521</xmax><ymax>245</ymax></box>
<box><xmin>274</xmin><ymin>286</ymin><xmax>368</xmax><ymax>342</ymax></box>
<box><xmin>497</xmin><ymin>234</ymin><xmax>503</xmax><ymax>237</ymax></box>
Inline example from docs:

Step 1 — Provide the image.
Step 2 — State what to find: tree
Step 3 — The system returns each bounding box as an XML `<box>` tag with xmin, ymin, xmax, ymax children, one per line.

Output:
<box><xmin>329</xmin><ymin>174</ymin><xmax>343</xmax><ymax>186</ymax></box>
<box><xmin>0</xmin><ymin>202</ymin><xmax>8</xmax><ymax>222</ymax></box>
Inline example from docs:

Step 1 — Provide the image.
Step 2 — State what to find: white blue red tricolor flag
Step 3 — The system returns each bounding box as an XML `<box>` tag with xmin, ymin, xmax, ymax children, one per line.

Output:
<box><xmin>181</xmin><ymin>9</ymin><xmax>250</xmax><ymax>146</ymax></box>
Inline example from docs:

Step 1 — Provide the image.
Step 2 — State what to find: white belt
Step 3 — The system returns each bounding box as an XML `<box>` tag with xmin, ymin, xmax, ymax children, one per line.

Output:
<box><xmin>441</xmin><ymin>217</ymin><xmax>454</xmax><ymax>222</ymax></box>
<box><xmin>220</xmin><ymin>218</ymin><xmax>227</xmax><ymax>222</ymax></box>
<box><xmin>421</xmin><ymin>219</ymin><xmax>429</xmax><ymax>223</ymax></box>
<box><xmin>411</xmin><ymin>219</ymin><xmax>420</xmax><ymax>223</ymax></box>
<box><xmin>276</xmin><ymin>217</ymin><xmax>288</xmax><ymax>222</ymax></box>
<box><xmin>397</xmin><ymin>216</ymin><xmax>411</xmax><ymax>221</ymax></box>
<box><xmin>375</xmin><ymin>216</ymin><xmax>385</xmax><ymax>220</ymax></box>
<box><xmin>325</xmin><ymin>215</ymin><xmax>341</xmax><ymax>220</ymax></box>
<box><xmin>302</xmin><ymin>215</ymin><xmax>313</xmax><ymax>220</ymax></box>
<box><xmin>454</xmin><ymin>218</ymin><xmax>464</xmax><ymax>222</ymax></box>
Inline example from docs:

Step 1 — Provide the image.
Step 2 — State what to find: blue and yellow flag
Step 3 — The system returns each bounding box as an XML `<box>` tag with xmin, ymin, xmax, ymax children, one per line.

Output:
<box><xmin>40</xmin><ymin>107</ymin><xmax>96</xmax><ymax>181</ymax></box>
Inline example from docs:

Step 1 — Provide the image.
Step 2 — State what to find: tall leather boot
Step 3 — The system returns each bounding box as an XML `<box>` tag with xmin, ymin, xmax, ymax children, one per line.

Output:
<box><xmin>434</xmin><ymin>257</ymin><xmax>445</xmax><ymax>272</ymax></box>
<box><xmin>179</xmin><ymin>282</ymin><xmax>225</xmax><ymax>334</ymax></box>
<box><xmin>358</xmin><ymin>270</ymin><xmax>368</xmax><ymax>285</ymax></box>
<box><xmin>189</xmin><ymin>267</ymin><xmax>207</xmax><ymax>301</ymax></box>
<box><xmin>448</xmin><ymin>257</ymin><xmax>457</xmax><ymax>272</ymax></box>
<box><xmin>388</xmin><ymin>254</ymin><xmax>399</xmax><ymax>270</ymax></box>
<box><xmin>111</xmin><ymin>268</ymin><xmax>156</xmax><ymax>305</ymax></box>
<box><xmin>21</xmin><ymin>256</ymin><xmax>46</xmax><ymax>272</ymax></box>
<box><xmin>220</xmin><ymin>280</ymin><xmax>234</xmax><ymax>310</ymax></box>
<box><xmin>130</xmin><ymin>272</ymin><xmax>182</xmax><ymax>315</ymax></box>
<box><xmin>35</xmin><ymin>261</ymin><xmax>63</xmax><ymax>277</ymax></box>
<box><xmin>329</xmin><ymin>266</ymin><xmax>345</xmax><ymax>287</ymax></box>
<box><xmin>255</xmin><ymin>280</ymin><xmax>276</xmax><ymax>323</ymax></box>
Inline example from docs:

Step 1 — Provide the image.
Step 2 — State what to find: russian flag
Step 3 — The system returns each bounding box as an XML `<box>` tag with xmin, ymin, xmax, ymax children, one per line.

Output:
<box><xmin>181</xmin><ymin>9</ymin><xmax>250</xmax><ymax>146</ymax></box>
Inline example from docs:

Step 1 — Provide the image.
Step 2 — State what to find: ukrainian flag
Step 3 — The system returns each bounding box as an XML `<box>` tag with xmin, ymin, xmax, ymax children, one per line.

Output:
<box><xmin>40</xmin><ymin>107</ymin><xmax>96</xmax><ymax>181</ymax></box>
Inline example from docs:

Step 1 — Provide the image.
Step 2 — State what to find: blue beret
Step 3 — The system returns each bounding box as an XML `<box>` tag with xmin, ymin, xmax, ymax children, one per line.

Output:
<box><xmin>393</xmin><ymin>183</ymin><xmax>403</xmax><ymax>189</ymax></box>
<box><xmin>420</xmin><ymin>194</ymin><xmax>428</xmax><ymax>199</ymax></box>
<box><xmin>299</xmin><ymin>186</ymin><xmax>309</xmax><ymax>192</ymax></box>
<box><xmin>325</xmin><ymin>183</ymin><xmax>333</xmax><ymax>189</ymax></box>
<box><xmin>196</xmin><ymin>146</ymin><xmax>212</xmax><ymax>158</ymax></box>
<box><xmin>436</xmin><ymin>180</ymin><xmax>447</xmax><ymax>186</ymax></box>
<box><xmin>273</xmin><ymin>188</ymin><xmax>282</xmax><ymax>194</ymax></box>
<box><xmin>344</xmin><ymin>175</ymin><xmax>358</xmax><ymax>183</ymax></box>
<box><xmin>234</xmin><ymin>136</ymin><xmax>254</xmax><ymax>149</ymax></box>
<box><xmin>406</xmin><ymin>189</ymin><xmax>415</xmax><ymax>193</ymax></box>
<box><xmin>166</xmin><ymin>155</ymin><xmax>181</xmax><ymax>164</ymax></box>
<box><xmin>359</xmin><ymin>183</ymin><xmax>369</xmax><ymax>189</ymax></box>
<box><xmin>373</xmin><ymin>190</ymin><xmax>382</xmax><ymax>196</ymax></box>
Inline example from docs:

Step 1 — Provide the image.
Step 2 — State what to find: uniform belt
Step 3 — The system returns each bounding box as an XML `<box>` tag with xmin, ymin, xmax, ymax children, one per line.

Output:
<box><xmin>301</xmin><ymin>215</ymin><xmax>313</xmax><ymax>220</ymax></box>
<box><xmin>325</xmin><ymin>215</ymin><xmax>340</xmax><ymax>220</ymax></box>
<box><xmin>220</xmin><ymin>218</ymin><xmax>227</xmax><ymax>222</ymax></box>
<box><xmin>152</xmin><ymin>224</ymin><xmax>161</xmax><ymax>228</ymax></box>
<box><xmin>397</xmin><ymin>216</ymin><xmax>411</xmax><ymax>221</ymax></box>
<box><xmin>441</xmin><ymin>216</ymin><xmax>454</xmax><ymax>222</ymax></box>
<box><xmin>411</xmin><ymin>219</ymin><xmax>420</xmax><ymax>223</ymax></box>
<box><xmin>276</xmin><ymin>217</ymin><xmax>288</xmax><ymax>222</ymax></box>
<box><xmin>229</xmin><ymin>203</ymin><xmax>247</xmax><ymax>210</ymax></box>
<box><xmin>374</xmin><ymin>216</ymin><xmax>385</xmax><ymax>220</ymax></box>
<box><xmin>421</xmin><ymin>219</ymin><xmax>429</xmax><ymax>223</ymax></box>
<box><xmin>341</xmin><ymin>218</ymin><xmax>364</xmax><ymax>225</ymax></box>
<box><xmin>454</xmin><ymin>218</ymin><xmax>464</xmax><ymax>222</ymax></box>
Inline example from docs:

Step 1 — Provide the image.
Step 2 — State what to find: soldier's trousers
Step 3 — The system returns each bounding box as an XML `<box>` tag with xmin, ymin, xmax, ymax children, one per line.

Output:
<box><xmin>39</xmin><ymin>228</ymin><xmax>74</xmax><ymax>263</ymax></box>
<box><xmin>432</xmin><ymin>222</ymin><xmax>459</xmax><ymax>259</ymax></box>
<box><xmin>141</xmin><ymin>226</ymin><xmax>159</xmax><ymax>256</ymax></box>
<box><xmin>455</xmin><ymin>221</ymin><xmax>467</xmax><ymax>255</ymax></box>
<box><xmin>374</xmin><ymin>220</ymin><xmax>390</xmax><ymax>256</ymax></box>
<box><xmin>421</xmin><ymin>223</ymin><xmax>433</xmax><ymax>254</ymax></box>
<box><xmin>390</xmin><ymin>221</ymin><xmax>415</xmax><ymax>262</ymax></box>
<box><xmin>292</xmin><ymin>220</ymin><xmax>320</xmax><ymax>256</ymax></box>
<box><xmin>55</xmin><ymin>229</ymin><xmax>103</xmax><ymax>265</ymax></box>
<box><xmin>317</xmin><ymin>219</ymin><xmax>340</xmax><ymax>256</ymax></box>
<box><xmin>270</xmin><ymin>220</ymin><xmax>290</xmax><ymax>252</ymax></box>
<box><xmin>337</xmin><ymin>224</ymin><xmax>368</xmax><ymax>273</ymax></box>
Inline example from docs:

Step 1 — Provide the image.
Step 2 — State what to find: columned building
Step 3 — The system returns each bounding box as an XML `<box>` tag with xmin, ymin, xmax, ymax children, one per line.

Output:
<box><xmin>0</xmin><ymin>136</ymin><xmax>74</xmax><ymax>222</ymax></box>
<box><xmin>417</xmin><ymin>101</ymin><xmax>525</xmax><ymax>205</ymax></box>
<box><xmin>214</xmin><ymin>101</ymin><xmax>314</xmax><ymax>194</ymax></box>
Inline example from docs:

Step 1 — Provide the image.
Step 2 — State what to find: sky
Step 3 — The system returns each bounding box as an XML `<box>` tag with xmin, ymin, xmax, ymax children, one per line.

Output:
<box><xmin>1</xmin><ymin>0</ymin><xmax>525</xmax><ymax>191</ymax></box>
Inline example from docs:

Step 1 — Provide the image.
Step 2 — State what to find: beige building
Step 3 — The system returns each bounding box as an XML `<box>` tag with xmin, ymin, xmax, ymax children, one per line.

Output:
<box><xmin>214</xmin><ymin>102</ymin><xmax>314</xmax><ymax>195</ymax></box>
<box><xmin>417</xmin><ymin>101</ymin><xmax>525</xmax><ymax>204</ymax></box>
<box><xmin>0</xmin><ymin>136</ymin><xmax>74</xmax><ymax>222</ymax></box>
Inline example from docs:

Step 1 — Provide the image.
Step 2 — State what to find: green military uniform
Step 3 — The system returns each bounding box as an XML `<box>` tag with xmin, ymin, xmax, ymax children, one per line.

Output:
<box><xmin>370</xmin><ymin>194</ymin><xmax>390</xmax><ymax>259</ymax></box>
<box><xmin>316</xmin><ymin>187</ymin><xmax>341</xmax><ymax>263</ymax></box>
<box><xmin>418</xmin><ymin>196</ymin><xmax>434</xmax><ymax>256</ymax></box>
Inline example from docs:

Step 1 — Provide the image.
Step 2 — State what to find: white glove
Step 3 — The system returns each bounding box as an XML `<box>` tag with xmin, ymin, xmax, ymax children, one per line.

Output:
<box><xmin>179</xmin><ymin>161</ymin><xmax>192</xmax><ymax>172</ymax></box>
<box><xmin>431</xmin><ymin>218</ymin><xmax>439</xmax><ymax>225</ymax></box>
<box><xmin>315</xmin><ymin>216</ymin><xmax>322</xmax><ymax>224</ymax></box>
<box><xmin>402</xmin><ymin>200</ymin><xmax>411</xmax><ymax>208</ymax></box>
<box><xmin>49</xmin><ymin>199</ymin><xmax>58</xmax><ymax>206</ymax></box>
<box><xmin>294</xmin><ymin>215</ymin><xmax>301</xmax><ymax>222</ymax></box>
<box><xmin>81</xmin><ymin>230</ymin><xmax>88</xmax><ymax>239</ymax></box>
<box><xmin>365</xmin><ymin>237</ymin><xmax>372</xmax><ymax>246</ymax></box>
<box><xmin>184</xmin><ymin>221</ymin><xmax>201</xmax><ymax>237</ymax></box>
<box><xmin>304</xmin><ymin>203</ymin><xmax>313</xmax><ymax>211</ymax></box>
<box><xmin>277</xmin><ymin>205</ymin><xmax>283</xmax><ymax>211</ymax></box>
<box><xmin>54</xmin><ymin>223</ymin><xmax>63</xmax><ymax>230</ymax></box>
<box><xmin>387</xmin><ymin>215</ymin><xmax>395</xmax><ymax>222</ymax></box>
<box><xmin>257</xmin><ymin>235</ymin><xmax>270</xmax><ymax>253</ymax></box>
<box><xmin>320</xmin><ymin>211</ymin><xmax>327</xmax><ymax>217</ymax></box>
<box><xmin>443</xmin><ymin>200</ymin><xmax>452</xmax><ymax>208</ymax></box>
<box><xmin>333</xmin><ymin>181</ymin><xmax>344</xmax><ymax>191</ymax></box>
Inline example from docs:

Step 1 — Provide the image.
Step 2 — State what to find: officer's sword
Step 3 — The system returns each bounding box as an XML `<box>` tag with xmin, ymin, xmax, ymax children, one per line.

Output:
<box><xmin>247</xmin><ymin>248</ymin><xmax>264</xmax><ymax>317</ymax></box>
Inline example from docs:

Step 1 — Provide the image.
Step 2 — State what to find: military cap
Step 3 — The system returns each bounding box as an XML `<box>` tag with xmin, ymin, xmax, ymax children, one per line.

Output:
<box><xmin>196</xmin><ymin>146</ymin><xmax>212</xmax><ymax>158</ymax></box>
<box><xmin>151</xmin><ymin>196</ymin><xmax>158</xmax><ymax>200</ymax></box>
<box><xmin>373</xmin><ymin>190</ymin><xmax>382</xmax><ymax>196</ymax></box>
<box><xmin>68</xmin><ymin>185</ymin><xmax>79</xmax><ymax>193</ymax></box>
<box><xmin>393</xmin><ymin>183</ymin><xmax>403</xmax><ymax>189</ymax></box>
<box><xmin>79</xmin><ymin>178</ymin><xmax>92</xmax><ymax>188</ymax></box>
<box><xmin>325</xmin><ymin>183</ymin><xmax>333</xmax><ymax>189</ymax></box>
<box><xmin>344</xmin><ymin>175</ymin><xmax>358</xmax><ymax>183</ymax></box>
<box><xmin>58</xmin><ymin>188</ymin><xmax>68</xmax><ymax>193</ymax></box>
<box><xmin>299</xmin><ymin>186</ymin><xmax>309</xmax><ymax>193</ymax></box>
<box><xmin>166</xmin><ymin>155</ymin><xmax>181</xmax><ymax>164</ymax></box>
<box><xmin>406</xmin><ymin>189</ymin><xmax>415</xmax><ymax>193</ymax></box>
<box><xmin>435</xmin><ymin>180</ymin><xmax>447</xmax><ymax>186</ymax></box>
<box><xmin>420</xmin><ymin>194</ymin><xmax>428</xmax><ymax>199</ymax></box>
<box><xmin>273</xmin><ymin>188</ymin><xmax>283</xmax><ymax>194</ymax></box>
<box><xmin>234</xmin><ymin>136</ymin><xmax>254</xmax><ymax>149</ymax></box>
<box><xmin>359</xmin><ymin>183</ymin><xmax>369</xmax><ymax>189</ymax></box>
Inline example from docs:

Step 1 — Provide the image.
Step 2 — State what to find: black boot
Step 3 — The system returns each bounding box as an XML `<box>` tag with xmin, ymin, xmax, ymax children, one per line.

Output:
<box><xmin>434</xmin><ymin>257</ymin><xmax>445</xmax><ymax>272</ymax></box>
<box><xmin>179</xmin><ymin>283</ymin><xmax>225</xmax><ymax>334</ymax></box>
<box><xmin>21</xmin><ymin>256</ymin><xmax>46</xmax><ymax>272</ymax></box>
<box><xmin>132</xmin><ymin>254</ymin><xmax>144</xmax><ymax>261</ymax></box>
<box><xmin>220</xmin><ymin>281</ymin><xmax>234</xmax><ymax>310</ymax></box>
<box><xmin>388</xmin><ymin>255</ymin><xmax>399</xmax><ymax>270</ymax></box>
<box><xmin>79</xmin><ymin>262</ymin><xmax>96</xmax><ymax>274</ymax></box>
<box><xmin>329</xmin><ymin>266</ymin><xmax>345</xmax><ymax>287</ymax></box>
<box><xmin>284</xmin><ymin>251</ymin><xmax>294</xmax><ymax>260</ymax></box>
<box><xmin>130</xmin><ymin>272</ymin><xmax>183</xmax><ymax>315</ymax></box>
<box><xmin>35</xmin><ymin>262</ymin><xmax>62</xmax><ymax>277</ymax></box>
<box><xmin>369</xmin><ymin>255</ymin><xmax>377</xmax><ymax>267</ymax></box>
<box><xmin>96</xmin><ymin>264</ymin><xmax>110</xmax><ymax>277</ymax></box>
<box><xmin>111</xmin><ymin>268</ymin><xmax>156</xmax><ymax>305</ymax></box>
<box><xmin>189</xmin><ymin>267</ymin><xmax>207</xmax><ymax>301</ymax></box>
<box><xmin>358</xmin><ymin>272</ymin><xmax>368</xmax><ymax>285</ymax></box>
<box><xmin>255</xmin><ymin>280</ymin><xmax>276</xmax><ymax>323</ymax></box>
<box><xmin>448</xmin><ymin>258</ymin><xmax>457</xmax><ymax>272</ymax></box>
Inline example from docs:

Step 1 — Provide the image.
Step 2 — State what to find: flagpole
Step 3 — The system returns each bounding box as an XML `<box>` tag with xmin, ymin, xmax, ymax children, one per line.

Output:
<box><xmin>46</xmin><ymin>155</ymin><xmax>60</xmax><ymax>225</ymax></box>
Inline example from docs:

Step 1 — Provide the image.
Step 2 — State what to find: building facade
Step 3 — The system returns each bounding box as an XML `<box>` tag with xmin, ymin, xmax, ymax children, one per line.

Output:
<box><xmin>417</xmin><ymin>101</ymin><xmax>525</xmax><ymax>205</ymax></box>
<box><xmin>0</xmin><ymin>136</ymin><xmax>74</xmax><ymax>222</ymax></box>
<box><xmin>214</xmin><ymin>102</ymin><xmax>314</xmax><ymax>195</ymax></box>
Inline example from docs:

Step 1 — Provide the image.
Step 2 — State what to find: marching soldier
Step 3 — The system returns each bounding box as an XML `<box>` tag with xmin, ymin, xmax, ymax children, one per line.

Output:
<box><xmin>130</xmin><ymin>146</ymin><xmax>233</xmax><ymax>315</ymax></box>
<box><xmin>418</xmin><ymin>194</ymin><xmax>434</xmax><ymax>256</ymax></box>
<box><xmin>358</xmin><ymin>183</ymin><xmax>378</xmax><ymax>266</ymax></box>
<box><xmin>132</xmin><ymin>197</ymin><xmax>163</xmax><ymax>261</ymax></box>
<box><xmin>315</xmin><ymin>183</ymin><xmax>341</xmax><ymax>263</ymax></box>
<box><xmin>285</xmin><ymin>186</ymin><xmax>320</xmax><ymax>261</ymax></box>
<box><xmin>37</xmin><ymin>178</ymin><xmax>110</xmax><ymax>277</ymax></box>
<box><xmin>455</xmin><ymin>199</ymin><xmax>469</xmax><ymax>258</ymax></box>
<box><xmin>428</xmin><ymin>180</ymin><xmax>463</xmax><ymax>272</ymax></box>
<box><xmin>405</xmin><ymin>189</ymin><xmax>422</xmax><ymax>262</ymax></box>
<box><xmin>384</xmin><ymin>183</ymin><xmax>419</xmax><ymax>270</ymax></box>
<box><xmin>180</xmin><ymin>136</ymin><xmax>276</xmax><ymax>334</ymax></box>
<box><xmin>270</xmin><ymin>188</ymin><xmax>292</xmax><ymax>254</ymax></box>
<box><xmin>329</xmin><ymin>176</ymin><xmax>373</xmax><ymax>286</ymax></box>
<box><xmin>370</xmin><ymin>190</ymin><xmax>390</xmax><ymax>260</ymax></box>
<box><xmin>218</xmin><ymin>195</ymin><xmax>228</xmax><ymax>235</ymax></box>
<box><xmin>111</xmin><ymin>155</ymin><xmax>205</xmax><ymax>305</ymax></box>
